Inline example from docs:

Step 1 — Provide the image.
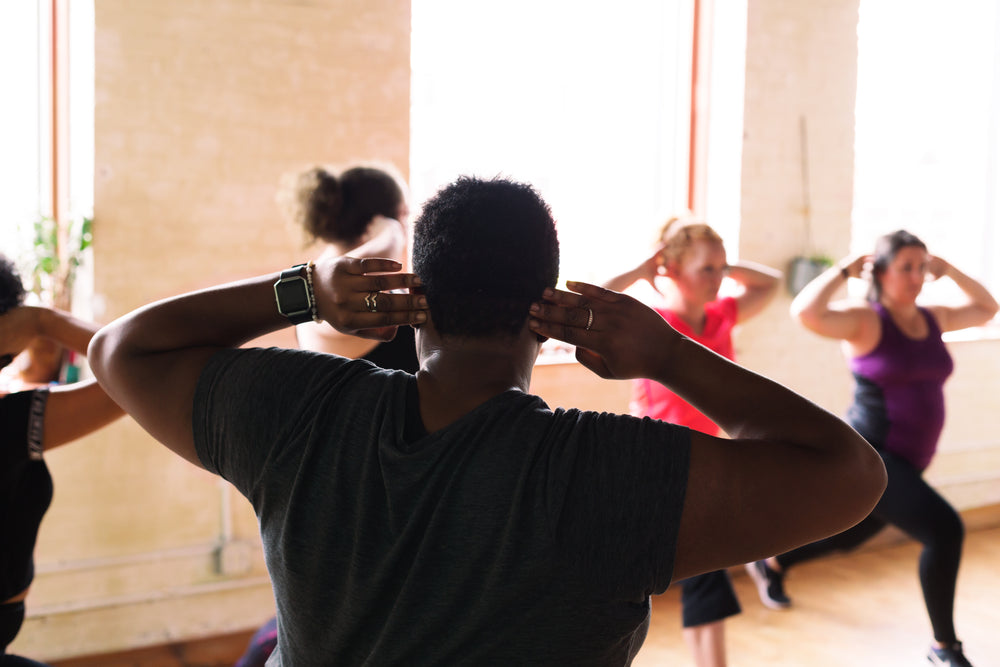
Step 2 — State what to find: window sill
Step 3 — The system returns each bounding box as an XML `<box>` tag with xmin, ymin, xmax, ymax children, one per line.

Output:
<box><xmin>943</xmin><ymin>322</ymin><xmax>1000</xmax><ymax>344</ymax></box>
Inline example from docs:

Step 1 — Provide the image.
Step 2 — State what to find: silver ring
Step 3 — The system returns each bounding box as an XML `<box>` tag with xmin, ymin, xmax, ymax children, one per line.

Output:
<box><xmin>365</xmin><ymin>291</ymin><xmax>379</xmax><ymax>313</ymax></box>
<box><xmin>585</xmin><ymin>307</ymin><xmax>594</xmax><ymax>331</ymax></box>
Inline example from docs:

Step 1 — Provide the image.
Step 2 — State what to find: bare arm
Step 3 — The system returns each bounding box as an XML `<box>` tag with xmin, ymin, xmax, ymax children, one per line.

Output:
<box><xmin>726</xmin><ymin>260</ymin><xmax>782</xmax><ymax>322</ymax></box>
<box><xmin>349</xmin><ymin>215</ymin><xmax>408</xmax><ymax>266</ymax></box>
<box><xmin>601</xmin><ymin>247</ymin><xmax>663</xmax><ymax>293</ymax></box>
<box><xmin>924</xmin><ymin>256</ymin><xmax>999</xmax><ymax>332</ymax></box>
<box><xmin>528</xmin><ymin>282</ymin><xmax>886</xmax><ymax>581</ymax></box>
<box><xmin>43</xmin><ymin>380</ymin><xmax>124</xmax><ymax>450</ymax></box>
<box><xmin>89</xmin><ymin>257</ymin><xmax>427</xmax><ymax>467</ymax></box>
<box><xmin>0</xmin><ymin>306</ymin><xmax>126</xmax><ymax>450</ymax></box>
<box><xmin>789</xmin><ymin>254</ymin><xmax>879</xmax><ymax>351</ymax></box>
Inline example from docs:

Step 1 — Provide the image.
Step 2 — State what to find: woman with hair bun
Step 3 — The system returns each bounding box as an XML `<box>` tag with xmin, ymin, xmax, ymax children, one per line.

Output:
<box><xmin>748</xmin><ymin>230</ymin><xmax>998</xmax><ymax>667</ymax></box>
<box><xmin>603</xmin><ymin>216</ymin><xmax>782</xmax><ymax>667</ymax></box>
<box><xmin>236</xmin><ymin>164</ymin><xmax>417</xmax><ymax>667</ymax></box>
<box><xmin>276</xmin><ymin>163</ymin><xmax>418</xmax><ymax>372</ymax></box>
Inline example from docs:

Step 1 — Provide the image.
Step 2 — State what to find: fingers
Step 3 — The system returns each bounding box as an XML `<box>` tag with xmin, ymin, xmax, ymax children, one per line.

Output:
<box><xmin>564</xmin><ymin>280</ymin><xmax>622</xmax><ymax>302</ymax></box>
<box><xmin>528</xmin><ymin>287</ymin><xmax>602</xmax><ymax>347</ymax></box>
<box><xmin>528</xmin><ymin>311</ymin><xmax>588</xmax><ymax>348</ymax></box>
<box><xmin>355</xmin><ymin>290</ymin><xmax>426</xmax><ymax>312</ymax></box>
<box><xmin>343</xmin><ymin>256</ymin><xmax>402</xmax><ymax>275</ymax></box>
<box><xmin>318</xmin><ymin>256</ymin><xmax>429</xmax><ymax>332</ymax></box>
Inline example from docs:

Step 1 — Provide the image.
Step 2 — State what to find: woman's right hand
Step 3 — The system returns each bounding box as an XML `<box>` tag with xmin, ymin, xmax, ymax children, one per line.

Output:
<box><xmin>529</xmin><ymin>281</ymin><xmax>681</xmax><ymax>380</ymax></box>
<box><xmin>601</xmin><ymin>245</ymin><xmax>666</xmax><ymax>294</ymax></box>
<box><xmin>0</xmin><ymin>306</ymin><xmax>41</xmax><ymax>362</ymax></box>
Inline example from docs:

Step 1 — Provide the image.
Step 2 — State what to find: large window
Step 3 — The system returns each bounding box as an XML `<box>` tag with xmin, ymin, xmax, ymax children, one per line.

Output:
<box><xmin>853</xmin><ymin>0</ymin><xmax>1000</xmax><ymax>316</ymax></box>
<box><xmin>0</xmin><ymin>2</ymin><xmax>49</xmax><ymax>255</ymax></box>
<box><xmin>0</xmin><ymin>0</ymin><xmax>94</xmax><ymax>301</ymax></box>
<box><xmin>411</xmin><ymin>1</ymin><xmax>696</xmax><ymax>286</ymax></box>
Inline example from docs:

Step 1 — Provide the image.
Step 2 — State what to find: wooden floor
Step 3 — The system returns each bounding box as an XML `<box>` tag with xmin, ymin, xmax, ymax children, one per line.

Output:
<box><xmin>49</xmin><ymin>526</ymin><xmax>1000</xmax><ymax>667</ymax></box>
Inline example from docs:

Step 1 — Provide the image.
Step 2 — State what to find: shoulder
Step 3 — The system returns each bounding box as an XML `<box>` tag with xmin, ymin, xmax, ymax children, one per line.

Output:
<box><xmin>195</xmin><ymin>347</ymin><xmax>374</xmax><ymax>419</ymax></box>
<box><xmin>841</xmin><ymin>301</ymin><xmax>884</xmax><ymax>356</ymax></box>
<box><xmin>921</xmin><ymin>305</ymin><xmax>950</xmax><ymax>332</ymax></box>
<box><xmin>552</xmin><ymin>407</ymin><xmax>691</xmax><ymax>455</ymax></box>
<box><xmin>709</xmin><ymin>296</ymin><xmax>738</xmax><ymax>320</ymax></box>
<box><xmin>0</xmin><ymin>389</ymin><xmax>47</xmax><ymax>459</ymax></box>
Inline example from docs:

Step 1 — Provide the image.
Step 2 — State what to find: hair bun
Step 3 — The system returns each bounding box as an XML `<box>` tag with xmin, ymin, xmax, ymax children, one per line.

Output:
<box><xmin>277</xmin><ymin>166</ymin><xmax>343</xmax><ymax>244</ymax></box>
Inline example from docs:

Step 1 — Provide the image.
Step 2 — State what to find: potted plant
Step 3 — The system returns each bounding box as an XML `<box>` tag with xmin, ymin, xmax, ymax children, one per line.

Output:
<box><xmin>787</xmin><ymin>253</ymin><xmax>833</xmax><ymax>296</ymax></box>
<box><xmin>14</xmin><ymin>214</ymin><xmax>92</xmax><ymax>384</ymax></box>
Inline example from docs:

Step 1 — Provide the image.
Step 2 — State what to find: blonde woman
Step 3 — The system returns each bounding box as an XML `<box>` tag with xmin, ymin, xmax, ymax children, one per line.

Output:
<box><xmin>604</xmin><ymin>217</ymin><xmax>782</xmax><ymax>667</ymax></box>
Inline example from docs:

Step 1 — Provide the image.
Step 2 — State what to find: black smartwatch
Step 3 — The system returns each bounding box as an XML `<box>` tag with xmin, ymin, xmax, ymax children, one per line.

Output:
<box><xmin>273</xmin><ymin>264</ymin><xmax>314</xmax><ymax>324</ymax></box>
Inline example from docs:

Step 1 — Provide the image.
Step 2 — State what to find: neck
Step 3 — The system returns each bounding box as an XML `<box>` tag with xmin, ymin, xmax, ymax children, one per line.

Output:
<box><xmin>414</xmin><ymin>323</ymin><xmax>542</xmax><ymax>432</ymax></box>
<box><xmin>879</xmin><ymin>295</ymin><xmax>919</xmax><ymax>317</ymax></box>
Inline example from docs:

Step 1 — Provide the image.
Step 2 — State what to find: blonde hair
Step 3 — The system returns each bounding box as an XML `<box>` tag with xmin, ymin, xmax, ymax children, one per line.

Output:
<box><xmin>657</xmin><ymin>215</ymin><xmax>723</xmax><ymax>267</ymax></box>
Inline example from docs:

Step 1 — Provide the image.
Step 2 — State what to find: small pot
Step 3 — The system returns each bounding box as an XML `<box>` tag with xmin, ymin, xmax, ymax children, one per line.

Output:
<box><xmin>787</xmin><ymin>256</ymin><xmax>832</xmax><ymax>295</ymax></box>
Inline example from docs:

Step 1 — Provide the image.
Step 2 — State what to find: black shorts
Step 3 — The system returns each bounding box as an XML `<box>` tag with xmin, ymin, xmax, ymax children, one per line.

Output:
<box><xmin>679</xmin><ymin>569</ymin><xmax>741</xmax><ymax>627</ymax></box>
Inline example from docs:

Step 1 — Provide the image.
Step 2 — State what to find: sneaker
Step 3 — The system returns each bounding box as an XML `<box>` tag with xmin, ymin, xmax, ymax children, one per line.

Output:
<box><xmin>745</xmin><ymin>560</ymin><xmax>791</xmax><ymax>610</ymax></box>
<box><xmin>928</xmin><ymin>642</ymin><xmax>974</xmax><ymax>667</ymax></box>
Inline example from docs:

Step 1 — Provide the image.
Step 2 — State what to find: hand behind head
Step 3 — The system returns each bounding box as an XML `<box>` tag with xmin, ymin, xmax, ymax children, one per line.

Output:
<box><xmin>528</xmin><ymin>281</ymin><xmax>681</xmax><ymax>380</ymax></box>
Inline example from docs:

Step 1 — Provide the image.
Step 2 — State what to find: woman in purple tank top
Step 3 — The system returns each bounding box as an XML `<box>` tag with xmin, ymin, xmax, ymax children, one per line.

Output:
<box><xmin>743</xmin><ymin>231</ymin><xmax>998</xmax><ymax>667</ymax></box>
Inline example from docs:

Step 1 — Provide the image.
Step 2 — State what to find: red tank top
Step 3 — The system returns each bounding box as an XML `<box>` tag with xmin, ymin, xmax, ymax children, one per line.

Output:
<box><xmin>630</xmin><ymin>297</ymin><xmax>738</xmax><ymax>435</ymax></box>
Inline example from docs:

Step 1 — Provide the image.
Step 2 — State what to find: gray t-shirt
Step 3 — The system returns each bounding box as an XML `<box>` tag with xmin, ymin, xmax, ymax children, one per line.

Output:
<box><xmin>193</xmin><ymin>347</ymin><xmax>690</xmax><ymax>666</ymax></box>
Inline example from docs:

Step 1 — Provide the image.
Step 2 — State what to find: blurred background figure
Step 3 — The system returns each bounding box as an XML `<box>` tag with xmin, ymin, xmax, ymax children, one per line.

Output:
<box><xmin>0</xmin><ymin>254</ymin><xmax>125</xmax><ymax>666</ymax></box>
<box><xmin>603</xmin><ymin>216</ymin><xmax>782</xmax><ymax>667</ymax></box>
<box><xmin>236</xmin><ymin>163</ymin><xmax>418</xmax><ymax>667</ymax></box>
<box><xmin>748</xmin><ymin>230</ymin><xmax>998</xmax><ymax>667</ymax></box>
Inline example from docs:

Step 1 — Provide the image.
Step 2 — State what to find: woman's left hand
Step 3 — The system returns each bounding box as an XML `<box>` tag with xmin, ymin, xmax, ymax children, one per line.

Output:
<box><xmin>529</xmin><ymin>281</ymin><xmax>682</xmax><ymax>381</ymax></box>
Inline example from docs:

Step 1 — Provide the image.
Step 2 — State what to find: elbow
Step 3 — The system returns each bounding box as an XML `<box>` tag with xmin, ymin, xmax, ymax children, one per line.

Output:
<box><xmin>837</xmin><ymin>433</ymin><xmax>888</xmax><ymax>529</ymax></box>
<box><xmin>759</xmin><ymin>275</ymin><xmax>782</xmax><ymax>301</ymax></box>
<box><xmin>788</xmin><ymin>302</ymin><xmax>810</xmax><ymax>328</ymax></box>
<box><xmin>87</xmin><ymin>324</ymin><xmax>115</xmax><ymax>388</ymax></box>
<box><xmin>986</xmin><ymin>301</ymin><xmax>1000</xmax><ymax>321</ymax></box>
<box><xmin>857</xmin><ymin>441</ymin><xmax>888</xmax><ymax>515</ymax></box>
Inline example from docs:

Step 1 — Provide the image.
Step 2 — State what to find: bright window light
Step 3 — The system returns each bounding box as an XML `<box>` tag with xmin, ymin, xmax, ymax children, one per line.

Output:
<box><xmin>411</xmin><ymin>0</ymin><xmax>695</xmax><ymax>286</ymax></box>
<box><xmin>853</xmin><ymin>0</ymin><xmax>1000</xmax><ymax>308</ymax></box>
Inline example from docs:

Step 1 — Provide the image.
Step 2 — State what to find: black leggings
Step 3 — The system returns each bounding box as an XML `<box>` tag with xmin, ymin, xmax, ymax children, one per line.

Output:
<box><xmin>0</xmin><ymin>602</ymin><xmax>49</xmax><ymax>667</ymax></box>
<box><xmin>776</xmin><ymin>448</ymin><xmax>964</xmax><ymax>644</ymax></box>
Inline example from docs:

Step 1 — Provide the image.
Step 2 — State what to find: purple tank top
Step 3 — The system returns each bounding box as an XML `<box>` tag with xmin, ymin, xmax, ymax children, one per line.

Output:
<box><xmin>847</xmin><ymin>303</ymin><xmax>953</xmax><ymax>470</ymax></box>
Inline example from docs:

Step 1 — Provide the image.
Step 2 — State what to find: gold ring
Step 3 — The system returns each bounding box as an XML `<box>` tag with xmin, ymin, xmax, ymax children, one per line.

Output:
<box><xmin>365</xmin><ymin>292</ymin><xmax>379</xmax><ymax>313</ymax></box>
<box><xmin>585</xmin><ymin>307</ymin><xmax>594</xmax><ymax>331</ymax></box>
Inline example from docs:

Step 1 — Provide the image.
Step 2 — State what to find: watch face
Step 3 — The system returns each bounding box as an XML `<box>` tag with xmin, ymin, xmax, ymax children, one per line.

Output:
<box><xmin>276</xmin><ymin>277</ymin><xmax>310</xmax><ymax>314</ymax></box>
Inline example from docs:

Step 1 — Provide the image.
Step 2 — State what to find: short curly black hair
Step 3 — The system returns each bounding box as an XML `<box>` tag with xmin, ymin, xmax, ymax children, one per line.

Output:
<box><xmin>412</xmin><ymin>176</ymin><xmax>559</xmax><ymax>338</ymax></box>
<box><xmin>0</xmin><ymin>254</ymin><xmax>26</xmax><ymax>316</ymax></box>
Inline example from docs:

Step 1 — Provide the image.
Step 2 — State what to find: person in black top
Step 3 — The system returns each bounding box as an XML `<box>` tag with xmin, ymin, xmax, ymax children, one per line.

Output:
<box><xmin>0</xmin><ymin>255</ymin><xmax>124</xmax><ymax>664</ymax></box>
<box><xmin>92</xmin><ymin>176</ymin><xmax>887</xmax><ymax>665</ymax></box>
<box><xmin>277</xmin><ymin>162</ymin><xmax>414</xmax><ymax>364</ymax></box>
